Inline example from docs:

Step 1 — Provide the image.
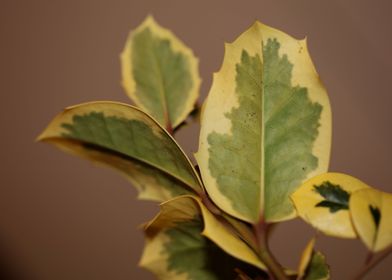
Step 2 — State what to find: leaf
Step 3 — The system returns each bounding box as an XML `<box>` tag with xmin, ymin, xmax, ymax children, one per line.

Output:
<box><xmin>121</xmin><ymin>15</ymin><xmax>201</xmax><ymax>130</ymax></box>
<box><xmin>297</xmin><ymin>238</ymin><xmax>330</xmax><ymax>280</ymax></box>
<box><xmin>140</xmin><ymin>195</ymin><xmax>266</xmax><ymax>280</ymax></box>
<box><xmin>38</xmin><ymin>101</ymin><xmax>202</xmax><ymax>201</ymax></box>
<box><xmin>297</xmin><ymin>238</ymin><xmax>316</xmax><ymax>280</ymax></box>
<box><xmin>350</xmin><ymin>188</ymin><xmax>392</xmax><ymax>252</ymax></box>
<box><xmin>291</xmin><ymin>173</ymin><xmax>369</xmax><ymax>238</ymax></box>
<box><xmin>196</xmin><ymin>21</ymin><xmax>331</xmax><ymax>223</ymax></box>
<box><xmin>303</xmin><ymin>252</ymin><xmax>329</xmax><ymax>280</ymax></box>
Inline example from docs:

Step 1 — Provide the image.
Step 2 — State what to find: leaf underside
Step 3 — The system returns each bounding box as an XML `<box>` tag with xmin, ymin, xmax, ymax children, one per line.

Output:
<box><xmin>38</xmin><ymin>102</ymin><xmax>202</xmax><ymax>202</ymax></box>
<box><xmin>140</xmin><ymin>195</ymin><xmax>266</xmax><ymax>279</ymax></box>
<box><xmin>158</xmin><ymin>219</ymin><xmax>262</xmax><ymax>280</ymax></box>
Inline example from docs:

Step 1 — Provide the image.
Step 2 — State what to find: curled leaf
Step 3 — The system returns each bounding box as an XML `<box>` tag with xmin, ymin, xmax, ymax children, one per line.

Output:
<box><xmin>140</xmin><ymin>195</ymin><xmax>266</xmax><ymax>279</ymax></box>
<box><xmin>38</xmin><ymin>102</ymin><xmax>202</xmax><ymax>201</ymax></box>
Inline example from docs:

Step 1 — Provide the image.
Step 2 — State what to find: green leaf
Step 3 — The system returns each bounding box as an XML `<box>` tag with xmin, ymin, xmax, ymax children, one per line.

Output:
<box><xmin>350</xmin><ymin>188</ymin><xmax>392</xmax><ymax>252</ymax></box>
<box><xmin>304</xmin><ymin>252</ymin><xmax>330</xmax><ymax>280</ymax></box>
<box><xmin>38</xmin><ymin>102</ymin><xmax>202</xmax><ymax>201</ymax></box>
<box><xmin>121</xmin><ymin>15</ymin><xmax>201</xmax><ymax>130</ymax></box>
<box><xmin>314</xmin><ymin>181</ymin><xmax>350</xmax><ymax>213</ymax></box>
<box><xmin>140</xmin><ymin>195</ymin><xmax>266</xmax><ymax>279</ymax></box>
<box><xmin>297</xmin><ymin>238</ymin><xmax>330</xmax><ymax>280</ymax></box>
<box><xmin>196</xmin><ymin>21</ymin><xmax>331</xmax><ymax>223</ymax></box>
<box><xmin>291</xmin><ymin>173</ymin><xmax>369</xmax><ymax>238</ymax></box>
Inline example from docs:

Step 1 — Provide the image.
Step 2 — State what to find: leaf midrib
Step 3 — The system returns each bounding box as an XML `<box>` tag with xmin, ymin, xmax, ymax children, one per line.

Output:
<box><xmin>151</xmin><ymin>36</ymin><xmax>171</xmax><ymax>128</ymax></box>
<box><xmin>237</xmin><ymin>50</ymin><xmax>264</xmax><ymax>221</ymax></box>
<box><xmin>45</xmin><ymin>136</ymin><xmax>198</xmax><ymax>191</ymax></box>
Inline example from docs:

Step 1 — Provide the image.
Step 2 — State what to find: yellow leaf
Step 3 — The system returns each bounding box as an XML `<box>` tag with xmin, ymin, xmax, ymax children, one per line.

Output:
<box><xmin>291</xmin><ymin>173</ymin><xmax>369</xmax><ymax>238</ymax></box>
<box><xmin>297</xmin><ymin>238</ymin><xmax>316</xmax><ymax>279</ymax></box>
<box><xmin>350</xmin><ymin>188</ymin><xmax>392</xmax><ymax>252</ymax></box>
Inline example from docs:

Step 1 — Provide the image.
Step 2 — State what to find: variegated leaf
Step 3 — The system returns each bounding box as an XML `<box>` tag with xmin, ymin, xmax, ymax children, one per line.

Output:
<box><xmin>196</xmin><ymin>21</ymin><xmax>331</xmax><ymax>223</ymax></box>
<box><xmin>38</xmin><ymin>102</ymin><xmax>202</xmax><ymax>201</ymax></box>
<box><xmin>297</xmin><ymin>238</ymin><xmax>329</xmax><ymax>280</ymax></box>
<box><xmin>140</xmin><ymin>195</ymin><xmax>266</xmax><ymax>279</ymax></box>
<box><xmin>303</xmin><ymin>252</ymin><xmax>329</xmax><ymax>280</ymax></box>
<box><xmin>121</xmin><ymin>15</ymin><xmax>201</xmax><ymax>131</ymax></box>
<box><xmin>291</xmin><ymin>173</ymin><xmax>369</xmax><ymax>238</ymax></box>
<box><xmin>350</xmin><ymin>188</ymin><xmax>392</xmax><ymax>252</ymax></box>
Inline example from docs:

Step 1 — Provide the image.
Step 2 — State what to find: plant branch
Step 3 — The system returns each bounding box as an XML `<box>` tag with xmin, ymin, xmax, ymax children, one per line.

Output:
<box><xmin>200</xmin><ymin>191</ymin><xmax>287</xmax><ymax>280</ymax></box>
<box><xmin>254</xmin><ymin>221</ymin><xmax>288</xmax><ymax>280</ymax></box>
<box><xmin>351</xmin><ymin>246</ymin><xmax>392</xmax><ymax>280</ymax></box>
<box><xmin>166</xmin><ymin>123</ymin><xmax>174</xmax><ymax>136</ymax></box>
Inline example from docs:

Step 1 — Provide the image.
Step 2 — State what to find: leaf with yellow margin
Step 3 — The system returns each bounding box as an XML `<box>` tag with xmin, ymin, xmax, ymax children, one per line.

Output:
<box><xmin>291</xmin><ymin>173</ymin><xmax>369</xmax><ymax>238</ymax></box>
<box><xmin>38</xmin><ymin>102</ymin><xmax>202</xmax><ymax>202</ymax></box>
<box><xmin>121</xmin><ymin>15</ymin><xmax>201</xmax><ymax>131</ymax></box>
<box><xmin>297</xmin><ymin>238</ymin><xmax>329</xmax><ymax>280</ymax></box>
<box><xmin>140</xmin><ymin>195</ymin><xmax>266</xmax><ymax>279</ymax></box>
<box><xmin>196</xmin><ymin>21</ymin><xmax>331</xmax><ymax>223</ymax></box>
<box><xmin>350</xmin><ymin>188</ymin><xmax>392</xmax><ymax>252</ymax></box>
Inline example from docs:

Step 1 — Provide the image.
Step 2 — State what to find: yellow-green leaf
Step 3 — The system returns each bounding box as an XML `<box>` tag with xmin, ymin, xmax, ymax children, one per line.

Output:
<box><xmin>121</xmin><ymin>15</ymin><xmax>201</xmax><ymax>130</ymax></box>
<box><xmin>297</xmin><ymin>238</ymin><xmax>330</xmax><ymax>280</ymax></box>
<box><xmin>196</xmin><ymin>21</ymin><xmax>331</xmax><ymax>223</ymax></box>
<box><xmin>350</xmin><ymin>188</ymin><xmax>392</xmax><ymax>252</ymax></box>
<box><xmin>38</xmin><ymin>101</ymin><xmax>202</xmax><ymax>201</ymax></box>
<box><xmin>297</xmin><ymin>238</ymin><xmax>316</xmax><ymax>279</ymax></box>
<box><xmin>291</xmin><ymin>173</ymin><xmax>369</xmax><ymax>238</ymax></box>
<box><xmin>303</xmin><ymin>252</ymin><xmax>329</xmax><ymax>280</ymax></box>
<box><xmin>140</xmin><ymin>195</ymin><xmax>266</xmax><ymax>279</ymax></box>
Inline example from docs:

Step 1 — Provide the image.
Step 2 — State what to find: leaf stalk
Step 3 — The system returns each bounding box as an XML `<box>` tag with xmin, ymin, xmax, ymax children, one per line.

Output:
<box><xmin>254</xmin><ymin>220</ymin><xmax>288</xmax><ymax>280</ymax></box>
<box><xmin>351</xmin><ymin>246</ymin><xmax>392</xmax><ymax>280</ymax></box>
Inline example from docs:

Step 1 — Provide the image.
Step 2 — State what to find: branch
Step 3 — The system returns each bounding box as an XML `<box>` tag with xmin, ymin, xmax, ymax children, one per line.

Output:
<box><xmin>351</xmin><ymin>246</ymin><xmax>392</xmax><ymax>280</ymax></box>
<box><xmin>254</xmin><ymin>221</ymin><xmax>289</xmax><ymax>280</ymax></box>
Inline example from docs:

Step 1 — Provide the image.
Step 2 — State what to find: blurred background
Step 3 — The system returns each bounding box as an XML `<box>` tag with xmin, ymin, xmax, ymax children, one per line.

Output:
<box><xmin>1</xmin><ymin>0</ymin><xmax>391</xmax><ymax>279</ymax></box>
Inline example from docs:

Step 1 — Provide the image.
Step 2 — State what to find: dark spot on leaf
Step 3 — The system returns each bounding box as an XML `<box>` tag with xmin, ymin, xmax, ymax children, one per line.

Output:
<box><xmin>369</xmin><ymin>205</ymin><xmax>381</xmax><ymax>229</ymax></box>
<box><xmin>313</xmin><ymin>181</ymin><xmax>350</xmax><ymax>213</ymax></box>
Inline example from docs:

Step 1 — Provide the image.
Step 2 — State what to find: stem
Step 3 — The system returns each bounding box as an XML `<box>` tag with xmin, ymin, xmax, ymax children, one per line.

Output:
<box><xmin>166</xmin><ymin>123</ymin><xmax>174</xmax><ymax>136</ymax></box>
<box><xmin>254</xmin><ymin>220</ymin><xmax>288</xmax><ymax>280</ymax></box>
<box><xmin>200</xmin><ymin>191</ymin><xmax>286</xmax><ymax>279</ymax></box>
<box><xmin>351</xmin><ymin>246</ymin><xmax>392</xmax><ymax>280</ymax></box>
<box><xmin>200</xmin><ymin>192</ymin><xmax>222</xmax><ymax>216</ymax></box>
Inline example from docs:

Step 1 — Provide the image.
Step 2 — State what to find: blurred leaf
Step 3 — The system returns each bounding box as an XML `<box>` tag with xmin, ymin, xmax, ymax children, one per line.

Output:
<box><xmin>140</xmin><ymin>195</ymin><xmax>266</xmax><ymax>279</ymax></box>
<box><xmin>350</xmin><ymin>188</ymin><xmax>392</xmax><ymax>252</ymax></box>
<box><xmin>121</xmin><ymin>15</ymin><xmax>201</xmax><ymax>130</ymax></box>
<box><xmin>297</xmin><ymin>238</ymin><xmax>329</xmax><ymax>280</ymax></box>
<box><xmin>291</xmin><ymin>173</ymin><xmax>369</xmax><ymax>238</ymax></box>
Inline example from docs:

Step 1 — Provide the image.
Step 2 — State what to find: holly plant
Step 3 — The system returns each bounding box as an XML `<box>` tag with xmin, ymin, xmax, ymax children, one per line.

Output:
<box><xmin>38</xmin><ymin>16</ymin><xmax>392</xmax><ymax>279</ymax></box>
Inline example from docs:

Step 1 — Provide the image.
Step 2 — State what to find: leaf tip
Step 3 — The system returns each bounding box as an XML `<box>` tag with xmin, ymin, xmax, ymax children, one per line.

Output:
<box><xmin>143</xmin><ymin>13</ymin><xmax>158</xmax><ymax>28</ymax></box>
<box><xmin>35</xmin><ymin>132</ymin><xmax>46</xmax><ymax>142</ymax></box>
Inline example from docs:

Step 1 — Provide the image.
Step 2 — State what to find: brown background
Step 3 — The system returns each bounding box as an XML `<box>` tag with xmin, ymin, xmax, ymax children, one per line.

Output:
<box><xmin>1</xmin><ymin>0</ymin><xmax>391</xmax><ymax>279</ymax></box>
